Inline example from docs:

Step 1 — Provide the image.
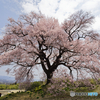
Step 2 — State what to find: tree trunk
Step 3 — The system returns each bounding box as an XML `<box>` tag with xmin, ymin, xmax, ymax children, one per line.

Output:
<box><xmin>46</xmin><ymin>72</ymin><xmax>53</xmax><ymax>85</ymax></box>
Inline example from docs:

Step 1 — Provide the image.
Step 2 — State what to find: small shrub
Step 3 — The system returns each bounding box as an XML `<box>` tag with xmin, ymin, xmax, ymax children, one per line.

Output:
<box><xmin>34</xmin><ymin>85</ymin><xmax>42</xmax><ymax>92</ymax></box>
<box><xmin>29</xmin><ymin>92</ymin><xmax>33</xmax><ymax>97</ymax></box>
<box><xmin>37</xmin><ymin>97</ymin><xmax>39</xmax><ymax>99</ymax></box>
<box><xmin>27</xmin><ymin>81</ymin><xmax>41</xmax><ymax>91</ymax></box>
<box><xmin>27</xmin><ymin>91</ymin><xmax>31</xmax><ymax>94</ymax></box>
<box><xmin>89</xmin><ymin>79</ymin><xmax>96</xmax><ymax>85</ymax></box>
<box><xmin>5</xmin><ymin>96</ymin><xmax>8</xmax><ymax>99</ymax></box>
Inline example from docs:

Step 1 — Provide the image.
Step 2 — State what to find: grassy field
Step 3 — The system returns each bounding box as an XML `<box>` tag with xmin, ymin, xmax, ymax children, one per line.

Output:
<box><xmin>0</xmin><ymin>90</ymin><xmax>100</xmax><ymax>100</ymax></box>
<box><xmin>0</xmin><ymin>80</ymin><xmax>100</xmax><ymax>100</ymax></box>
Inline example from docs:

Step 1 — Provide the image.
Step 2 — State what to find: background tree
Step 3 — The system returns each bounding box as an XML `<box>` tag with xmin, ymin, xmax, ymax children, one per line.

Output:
<box><xmin>0</xmin><ymin>10</ymin><xmax>100</xmax><ymax>85</ymax></box>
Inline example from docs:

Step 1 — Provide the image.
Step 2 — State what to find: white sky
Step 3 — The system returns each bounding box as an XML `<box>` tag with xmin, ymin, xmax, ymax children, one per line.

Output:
<box><xmin>20</xmin><ymin>0</ymin><xmax>100</xmax><ymax>31</ymax></box>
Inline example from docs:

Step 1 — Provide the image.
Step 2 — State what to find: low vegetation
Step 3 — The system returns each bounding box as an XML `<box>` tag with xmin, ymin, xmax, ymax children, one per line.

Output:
<box><xmin>0</xmin><ymin>84</ymin><xmax>19</xmax><ymax>90</ymax></box>
<box><xmin>0</xmin><ymin>78</ymin><xmax>100</xmax><ymax>100</ymax></box>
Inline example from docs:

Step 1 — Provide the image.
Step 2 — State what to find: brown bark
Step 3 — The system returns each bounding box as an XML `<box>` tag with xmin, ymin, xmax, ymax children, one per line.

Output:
<box><xmin>46</xmin><ymin>72</ymin><xmax>53</xmax><ymax>85</ymax></box>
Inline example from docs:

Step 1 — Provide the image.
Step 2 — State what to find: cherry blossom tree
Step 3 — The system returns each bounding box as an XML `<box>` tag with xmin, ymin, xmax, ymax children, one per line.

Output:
<box><xmin>0</xmin><ymin>10</ymin><xmax>100</xmax><ymax>85</ymax></box>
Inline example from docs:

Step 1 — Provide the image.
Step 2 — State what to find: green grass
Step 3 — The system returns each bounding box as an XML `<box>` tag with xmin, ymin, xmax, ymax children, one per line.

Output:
<box><xmin>0</xmin><ymin>91</ymin><xmax>100</xmax><ymax>100</ymax></box>
<box><xmin>0</xmin><ymin>80</ymin><xmax>100</xmax><ymax>100</ymax></box>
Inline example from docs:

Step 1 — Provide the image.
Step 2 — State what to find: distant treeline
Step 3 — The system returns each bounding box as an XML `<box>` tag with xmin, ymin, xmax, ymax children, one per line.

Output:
<box><xmin>0</xmin><ymin>84</ymin><xmax>19</xmax><ymax>90</ymax></box>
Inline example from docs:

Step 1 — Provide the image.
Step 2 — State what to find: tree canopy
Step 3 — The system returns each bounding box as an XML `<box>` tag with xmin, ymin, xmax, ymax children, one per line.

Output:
<box><xmin>0</xmin><ymin>10</ymin><xmax>100</xmax><ymax>84</ymax></box>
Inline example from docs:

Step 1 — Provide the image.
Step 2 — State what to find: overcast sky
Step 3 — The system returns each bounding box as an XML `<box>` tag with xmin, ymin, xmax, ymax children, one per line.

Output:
<box><xmin>0</xmin><ymin>0</ymin><xmax>100</xmax><ymax>77</ymax></box>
